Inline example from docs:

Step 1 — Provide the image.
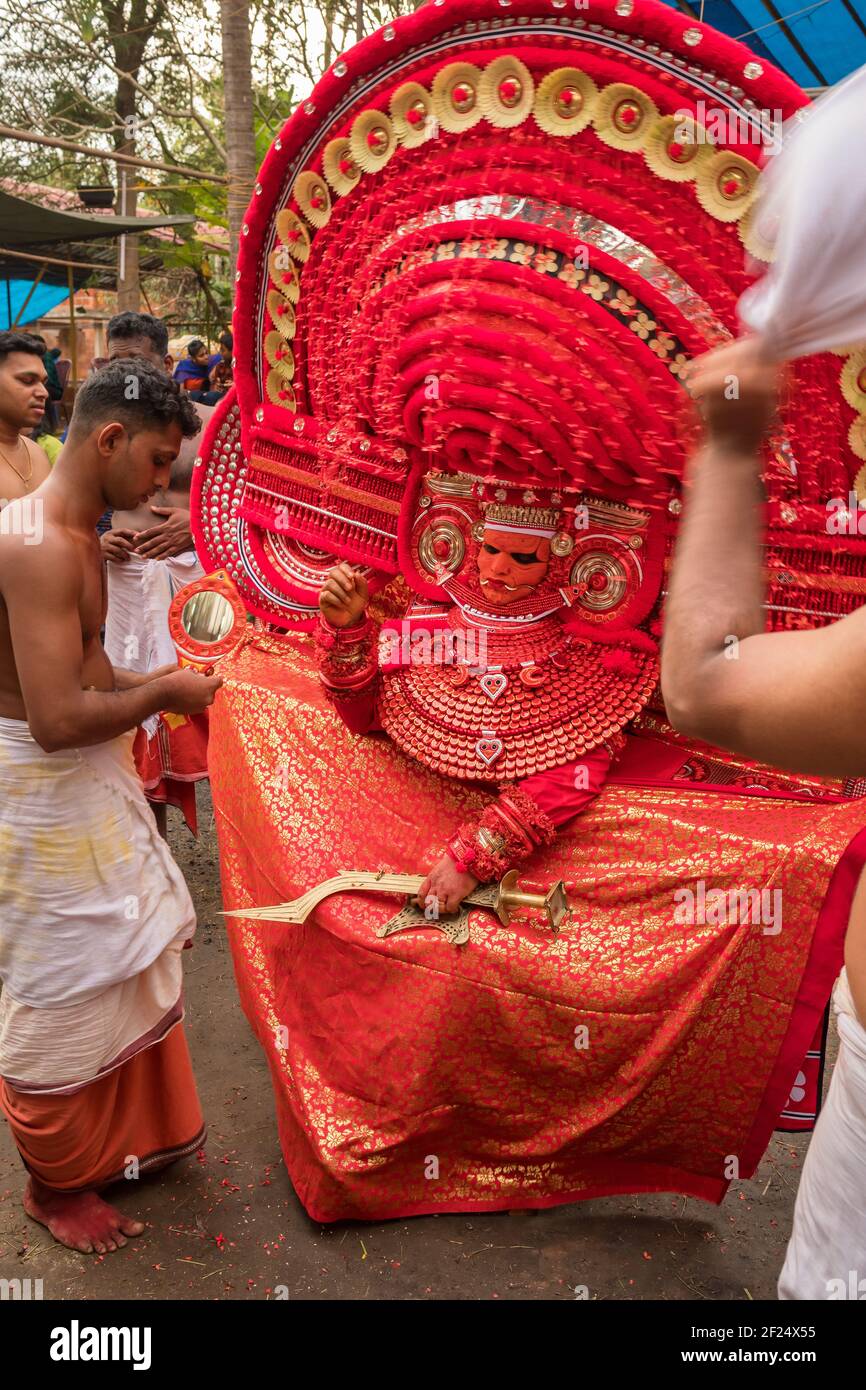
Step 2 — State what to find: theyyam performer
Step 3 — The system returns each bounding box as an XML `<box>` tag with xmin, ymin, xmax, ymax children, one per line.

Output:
<box><xmin>189</xmin><ymin>0</ymin><xmax>866</xmax><ymax>1224</ymax></box>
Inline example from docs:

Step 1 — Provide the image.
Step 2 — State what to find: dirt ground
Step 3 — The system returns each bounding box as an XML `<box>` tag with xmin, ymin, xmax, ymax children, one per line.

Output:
<box><xmin>0</xmin><ymin>787</ymin><xmax>819</xmax><ymax>1302</ymax></box>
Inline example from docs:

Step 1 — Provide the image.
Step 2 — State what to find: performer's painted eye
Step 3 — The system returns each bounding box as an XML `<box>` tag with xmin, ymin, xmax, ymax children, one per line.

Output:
<box><xmin>512</xmin><ymin>551</ymin><xmax>540</xmax><ymax>566</ymax></box>
<box><xmin>483</xmin><ymin>544</ymin><xmax>500</xmax><ymax>555</ymax></box>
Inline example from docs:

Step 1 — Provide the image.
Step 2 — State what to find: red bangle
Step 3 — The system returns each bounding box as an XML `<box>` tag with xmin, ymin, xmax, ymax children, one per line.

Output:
<box><xmin>445</xmin><ymin>834</ymin><xmax>476</xmax><ymax>875</ymax></box>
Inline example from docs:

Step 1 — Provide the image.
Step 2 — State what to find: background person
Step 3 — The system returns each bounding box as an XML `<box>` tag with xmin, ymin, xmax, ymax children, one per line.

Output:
<box><xmin>101</xmin><ymin>311</ymin><xmax>213</xmax><ymax>836</ymax></box>
<box><xmin>0</xmin><ymin>332</ymin><xmax>53</xmax><ymax>504</ymax></box>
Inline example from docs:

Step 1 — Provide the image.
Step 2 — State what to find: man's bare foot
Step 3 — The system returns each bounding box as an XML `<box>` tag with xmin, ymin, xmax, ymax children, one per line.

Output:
<box><xmin>23</xmin><ymin>1177</ymin><xmax>145</xmax><ymax>1254</ymax></box>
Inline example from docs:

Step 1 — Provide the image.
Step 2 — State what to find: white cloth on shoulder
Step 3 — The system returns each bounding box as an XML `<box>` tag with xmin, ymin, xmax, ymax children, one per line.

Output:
<box><xmin>0</xmin><ymin>717</ymin><xmax>195</xmax><ymax>1010</ymax></box>
<box><xmin>778</xmin><ymin>969</ymin><xmax>866</xmax><ymax>1300</ymax></box>
<box><xmin>738</xmin><ymin>65</ymin><xmax>866</xmax><ymax>360</ymax></box>
<box><xmin>104</xmin><ymin>550</ymin><xmax>203</xmax><ymax>737</ymax></box>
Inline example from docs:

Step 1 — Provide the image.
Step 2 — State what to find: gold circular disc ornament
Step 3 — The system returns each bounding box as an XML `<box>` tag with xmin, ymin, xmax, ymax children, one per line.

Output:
<box><xmin>550</xmin><ymin>531</ymin><xmax>574</xmax><ymax>557</ymax></box>
<box><xmin>570</xmin><ymin>550</ymin><xmax>629</xmax><ymax>611</ymax></box>
<box><xmin>479</xmin><ymin>56</ymin><xmax>534</xmax><ymax>128</ymax></box>
<box><xmin>695</xmin><ymin>150</ymin><xmax>759</xmax><ymax>223</ymax></box>
<box><xmin>593</xmin><ymin>84</ymin><xmax>658</xmax><ymax>150</ymax></box>
<box><xmin>349</xmin><ymin>108</ymin><xmax>396</xmax><ymax>174</ymax></box>
<box><xmin>643</xmin><ymin>113</ymin><xmax>712</xmax><ymax>182</ymax></box>
<box><xmin>267</xmin><ymin>248</ymin><xmax>300</xmax><ymax>303</ymax></box>
<box><xmin>264</xmin><ymin>330</ymin><xmax>295</xmax><ymax>379</ymax></box>
<box><xmin>841</xmin><ymin>349</ymin><xmax>866</xmax><ymax>413</ymax></box>
<box><xmin>323</xmin><ymin>137</ymin><xmax>361</xmax><ymax>194</ymax></box>
<box><xmin>431</xmin><ymin>62</ymin><xmax>484</xmax><ymax>133</ymax></box>
<box><xmin>738</xmin><ymin>201</ymin><xmax>775</xmax><ymax>264</ymax></box>
<box><xmin>266</xmin><ymin>291</ymin><xmax>297</xmax><ymax>341</ymax></box>
<box><xmin>418</xmin><ymin>520</ymin><xmax>466</xmax><ymax>576</ymax></box>
<box><xmin>390</xmin><ymin>82</ymin><xmax>434</xmax><ymax>148</ymax></box>
<box><xmin>533</xmin><ymin>68</ymin><xmax>597</xmax><ymax>136</ymax></box>
<box><xmin>850</xmin><ymin>419</ymin><xmax>866</xmax><ymax>463</ymax></box>
<box><xmin>265</xmin><ymin>370</ymin><xmax>297</xmax><ymax>411</ymax></box>
<box><xmin>293</xmin><ymin>171</ymin><xmax>332</xmax><ymax>229</ymax></box>
<box><xmin>275</xmin><ymin>208</ymin><xmax>312</xmax><ymax>261</ymax></box>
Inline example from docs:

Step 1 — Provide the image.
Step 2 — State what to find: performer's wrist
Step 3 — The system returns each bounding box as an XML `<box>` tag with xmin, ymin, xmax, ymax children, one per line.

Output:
<box><xmin>318</xmin><ymin>610</ymin><xmax>371</xmax><ymax>641</ymax></box>
<box><xmin>445</xmin><ymin>833</ymin><xmax>477</xmax><ymax>876</ymax></box>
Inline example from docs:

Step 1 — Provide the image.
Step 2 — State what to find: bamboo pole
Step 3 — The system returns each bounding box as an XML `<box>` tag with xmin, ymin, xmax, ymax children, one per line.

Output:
<box><xmin>0</xmin><ymin>246</ymin><xmax>111</xmax><ymax>271</ymax></box>
<box><xmin>67</xmin><ymin>265</ymin><xmax>78</xmax><ymax>384</ymax></box>
<box><xmin>11</xmin><ymin>264</ymin><xmax>45</xmax><ymax>327</ymax></box>
<box><xmin>0</xmin><ymin>123</ymin><xmax>228</xmax><ymax>184</ymax></box>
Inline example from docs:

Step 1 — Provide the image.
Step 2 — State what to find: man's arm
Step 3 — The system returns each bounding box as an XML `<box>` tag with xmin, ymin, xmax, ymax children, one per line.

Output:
<box><xmin>662</xmin><ymin>340</ymin><xmax>866</xmax><ymax>778</ymax></box>
<box><xmin>2</xmin><ymin>536</ymin><xmax>218</xmax><ymax>752</ymax></box>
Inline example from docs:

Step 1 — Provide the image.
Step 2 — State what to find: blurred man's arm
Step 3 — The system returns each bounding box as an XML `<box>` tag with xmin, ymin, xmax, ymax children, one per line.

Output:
<box><xmin>662</xmin><ymin>340</ymin><xmax>866</xmax><ymax>778</ymax></box>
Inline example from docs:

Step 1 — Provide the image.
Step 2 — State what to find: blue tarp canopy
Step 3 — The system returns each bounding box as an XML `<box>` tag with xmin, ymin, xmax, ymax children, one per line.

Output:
<box><xmin>0</xmin><ymin>187</ymin><xmax>194</xmax><ymax>330</ymax></box>
<box><xmin>1</xmin><ymin>280</ymin><xmax>74</xmax><ymax>329</ymax></box>
<box><xmin>660</xmin><ymin>0</ymin><xmax>866</xmax><ymax>88</ymax></box>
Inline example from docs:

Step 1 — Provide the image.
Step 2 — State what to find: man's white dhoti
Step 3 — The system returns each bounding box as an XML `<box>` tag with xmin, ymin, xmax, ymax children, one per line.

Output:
<box><xmin>0</xmin><ymin>718</ymin><xmax>195</xmax><ymax>1091</ymax></box>
<box><xmin>778</xmin><ymin>970</ymin><xmax>866</xmax><ymax>1300</ymax></box>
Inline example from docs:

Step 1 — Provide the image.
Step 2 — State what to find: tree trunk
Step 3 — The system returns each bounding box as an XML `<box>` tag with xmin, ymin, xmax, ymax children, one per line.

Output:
<box><xmin>219</xmin><ymin>0</ymin><xmax>257</xmax><ymax>285</ymax></box>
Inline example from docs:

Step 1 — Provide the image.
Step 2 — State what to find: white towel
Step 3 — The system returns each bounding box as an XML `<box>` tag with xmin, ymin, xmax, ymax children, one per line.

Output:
<box><xmin>0</xmin><ymin>718</ymin><xmax>195</xmax><ymax>1009</ymax></box>
<box><xmin>104</xmin><ymin>550</ymin><xmax>203</xmax><ymax>736</ymax></box>
<box><xmin>739</xmin><ymin>65</ymin><xmax>866</xmax><ymax>360</ymax></box>
<box><xmin>778</xmin><ymin>970</ymin><xmax>866</xmax><ymax>1299</ymax></box>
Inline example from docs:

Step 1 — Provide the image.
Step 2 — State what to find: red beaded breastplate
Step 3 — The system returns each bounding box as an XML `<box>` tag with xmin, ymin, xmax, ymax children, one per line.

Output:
<box><xmin>377</xmin><ymin>605</ymin><xmax>658</xmax><ymax>784</ymax></box>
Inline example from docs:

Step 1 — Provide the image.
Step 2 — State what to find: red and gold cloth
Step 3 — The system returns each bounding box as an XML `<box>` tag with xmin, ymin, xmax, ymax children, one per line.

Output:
<box><xmin>133</xmin><ymin>716</ymin><xmax>209</xmax><ymax>836</ymax></box>
<box><xmin>211</xmin><ymin>630</ymin><xmax>866</xmax><ymax>1222</ymax></box>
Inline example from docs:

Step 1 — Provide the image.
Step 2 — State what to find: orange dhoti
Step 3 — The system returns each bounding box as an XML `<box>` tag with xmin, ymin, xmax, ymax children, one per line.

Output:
<box><xmin>1</xmin><ymin>1025</ymin><xmax>205</xmax><ymax>1191</ymax></box>
<box><xmin>211</xmin><ymin>631</ymin><xmax>866</xmax><ymax>1222</ymax></box>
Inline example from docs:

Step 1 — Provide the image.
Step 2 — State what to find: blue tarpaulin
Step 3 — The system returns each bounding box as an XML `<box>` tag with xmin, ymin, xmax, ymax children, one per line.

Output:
<box><xmin>659</xmin><ymin>0</ymin><xmax>866</xmax><ymax>87</ymax></box>
<box><xmin>0</xmin><ymin>278</ymin><xmax>70</xmax><ymax>330</ymax></box>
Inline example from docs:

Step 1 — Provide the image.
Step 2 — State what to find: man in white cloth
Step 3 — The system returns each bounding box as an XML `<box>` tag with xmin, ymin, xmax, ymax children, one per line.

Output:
<box><xmin>0</xmin><ymin>358</ymin><xmax>220</xmax><ymax>1254</ymax></box>
<box><xmin>662</xmin><ymin>64</ymin><xmax>866</xmax><ymax>1301</ymax></box>
<box><xmin>101</xmin><ymin>311</ymin><xmax>214</xmax><ymax>836</ymax></box>
<box><xmin>661</xmin><ymin>342</ymin><xmax>866</xmax><ymax>1300</ymax></box>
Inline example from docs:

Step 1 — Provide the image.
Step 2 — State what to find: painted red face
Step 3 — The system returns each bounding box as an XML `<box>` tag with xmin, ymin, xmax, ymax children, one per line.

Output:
<box><xmin>476</xmin><ymin>527</ymin><xmax>551</xmax><ymax>605</ymax></box>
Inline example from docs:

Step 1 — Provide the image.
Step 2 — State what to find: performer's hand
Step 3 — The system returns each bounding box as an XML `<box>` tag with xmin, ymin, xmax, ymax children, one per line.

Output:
<box><xmin>100</xmin><ymin>528</ymin><xmax>136</xmax><ymax>564</ymax></box>
<box><xmin>319</xmin><ymin>562</ymin><xmax>369</xmax><ymax>628</ymax></box>
<box><xmin>134</xmin><ymin>507</ymin><xmax>193</xmax><ymax>560</ymax></box>
<box><xmin>684</xmin><ymin>338</ymin><xmax>781</xmax><ymax>453</ymax></box>
<box><xmin>161</xmin><ymin>668</ymin><xmax>223</xmax><ymax>715</ymax></box>
<box><xmin>417</xmin><ymin>855</ymin><xmax>479</xmax><ymax>916</ymax></box>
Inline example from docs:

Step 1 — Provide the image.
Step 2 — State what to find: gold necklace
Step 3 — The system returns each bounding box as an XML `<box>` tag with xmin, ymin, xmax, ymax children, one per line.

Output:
<box><xmin>0</xmin><ymin>437</ymin><xmax>33</xmax><ymax>491</ymax></box>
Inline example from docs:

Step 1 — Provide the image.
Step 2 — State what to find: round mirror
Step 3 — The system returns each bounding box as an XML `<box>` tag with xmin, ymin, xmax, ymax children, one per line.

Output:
<box><xmin>180</xmin><ymin>591</ymin><xmax>236</xmax><ymax>644</ymax></box>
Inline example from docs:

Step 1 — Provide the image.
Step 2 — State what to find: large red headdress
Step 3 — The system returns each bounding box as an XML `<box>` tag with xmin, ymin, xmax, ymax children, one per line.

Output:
<box><xmin>192</xmin><ymin>0</ymin><xmax>863</xmax><ymax>633</ymax></box>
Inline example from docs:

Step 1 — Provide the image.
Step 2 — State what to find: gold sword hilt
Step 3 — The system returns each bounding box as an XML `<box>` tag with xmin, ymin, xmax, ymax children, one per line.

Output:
<box><xmin>492</xmin><ymin>870</ymin><xmax>571</xmax><ymax>932</ymax></box>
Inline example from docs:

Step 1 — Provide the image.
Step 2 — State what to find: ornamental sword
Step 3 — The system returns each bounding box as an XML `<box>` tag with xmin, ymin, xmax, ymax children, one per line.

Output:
<box><xmin>222</xmin><ymin>868</ymin><xmax>571</xmax><ymax>936</ymax></box>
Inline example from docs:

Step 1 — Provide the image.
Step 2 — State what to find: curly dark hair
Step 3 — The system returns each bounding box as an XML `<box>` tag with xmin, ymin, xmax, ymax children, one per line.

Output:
<box><xmin>106</xmin><ymin>310</ymin><xmax>169</xmax><ymax>358</ymax></box>
<box><xmin>0</xmin><ymin>331</ymin><xmax>46</xmax><ymax>366</ymax></box>
<box><xmin>69</xmin><ymin>358</ymin><xmax>200</xmax><ymax>441</ymax></box>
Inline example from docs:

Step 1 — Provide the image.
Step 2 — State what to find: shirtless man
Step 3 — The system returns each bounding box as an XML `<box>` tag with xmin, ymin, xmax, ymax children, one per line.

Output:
<box><xmin>0</xmin><ymin>332</ymin><xmax>53</xmax><ymax>505</ymax></box>
<box><xmin>101</xmin><ymin>310</ymin><xmax>209</xmax><ymax>567</ymax></box>
<box><xmin>661</xmin><ymin>339</ymin><xmax>866</xmax><ymax>1299</ymax></box>
<box><xmin>0</xmin><ymin>358</ymin><xmax>220</xmax><ymax>1253</ymax></box>
<box><xmin>101</xmin><ymin>311</ymin><xmax>214</xmax><ymax>834</ymax></box>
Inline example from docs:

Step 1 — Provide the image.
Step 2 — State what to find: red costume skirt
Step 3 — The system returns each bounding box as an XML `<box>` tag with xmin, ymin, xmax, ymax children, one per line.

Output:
<box><xmin>210</xmin><ymin>631</ymin><xmax>866</xmax><ymax>1222</ymax></box>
